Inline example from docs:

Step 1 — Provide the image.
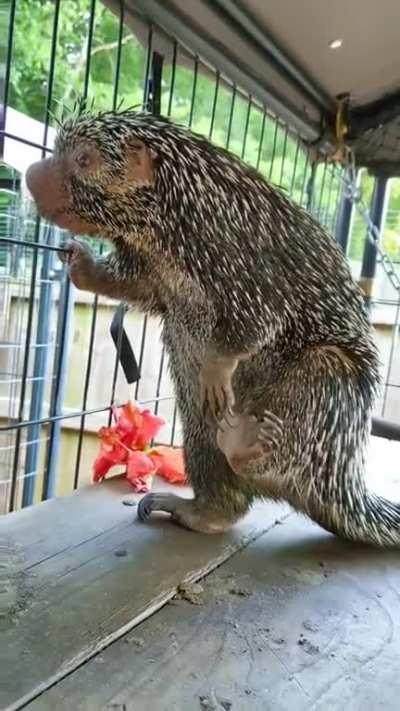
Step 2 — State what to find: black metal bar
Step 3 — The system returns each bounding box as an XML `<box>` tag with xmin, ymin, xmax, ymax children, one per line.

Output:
<box><xmin>42</xmin><ymin>0</ymin><xmax>61</xmax><ymax>143</ymax></box>
<box><xmin>148</xmin><ymin>51</ymin><xmax>164</xmax><ymax>117</ymax></box>
<box><xmin>2</xmin><ymin>405</ymin><xmax>113</xmax><ymax>435</ymax></box>
<box><xmin>107</xmin><ymin>0</ymin><xmax>128</xmax><ymax>418</ymax></box>
<box><xmin>169</xmin><ymin>403</ymin><xmax>178</xmax><ymax>446</ymax></box>
<box><xmin>306</xmin><ymin>161</ymin><xmax>317</xmax><ymax>212</ymax></box>
<box><xmin>73</xmin><ymin>294</ymin><xmax>99</xmax><ymax>489</ymax></box>
<box><xmin>0</xmin><ymin>131</ymin><xmax>53</xmax><ymax>153</ymax></box>
<box><xmin>112</xmin><ymin>0</ymin><xmax>125</xmax><ymax>110</ymax></box>
<box><xmin>335</xmin><ymin>183</ymin><xmax>354</xmax><ymax>254</ymax></box>
<box><xmin>289</xmin><ymin>139</ymin><xmax>301</xmax><ymax>196</ymax></box>
<box><xmin>108</xmin><ymin>0</ymin><xmax>134</xmax><ymax>420</ymax></box>
<box><xmin>167</xmin><ymin>41</ymin><xmax>177</xmax><ymax>117</ymax></box>
<box><xmin>153</xmin><ymin>346</ymin><xmax>166</xmax><ymax>416</ymax></box>
<box><xmin>316</xmin><ymin>160</ymin><xmax>328</xmax><ymax>218</ymax></box>
<box><xmin>240</xmin><ymin>97</ymin><xmax>252</xmax><ymax>159</ymax></box>
<box><xmin>268</xmin><ymin>121</ymin><xmax>279</xmax><ymax>181</ymax></box>
<box><xmin>83</xmin><ymin>0</ymin><xmax>97</xmax><ymax>101</ymax></box>
<box><xmin>382</xmin><ymin>296</ymin><xmax>400</xmax><ymax>417</ymax></box>
<box><xmin>371</xmin><ymin>415</ymin><xmax>400</xmax><ymax>441</ymax></box>
<box><xmin>42</xmin><ymin>274</ymin><xmax>73</xmax><ymax>500</ymax></box>
<box><xmin>329</xmin><ymin>171</ymin><xmax>343</xmax><ymax>233</ymax></box>
<box><xmin>0</xmin><ymin>395</ymin><xmax>176</xmax><ymax>434</ymax></box>
<box><xmin>72</xmin><ymin>0</ymin><xmax>102</xmax><ymax>489</ymax></box>
<box><xmin>188</xmin><ymin>56</ymin><xmax>199</xmax><ymax>128</ymax></box>
<box><xmin>359</xmin><ymin>176</ymin><xmax>388</xmax><ymax>306</ymax></box>
<box><xmin>320</xmin><ymin>166</ymin><xmax>336</xmax><ymax>227</ymax></box>
<box><xmin>0</xmin><ymin>0</ymin><xmax>16</xmax><ymax>159</ymax></box>
<box><xmin>225</xmin><ymin>85</ymin><xmax>236</xmax><ymax>149</ymax></box>
<box><xmin>143</xmin><ymin>26</ymin><xmax>153</xmax><ymax>110</ymax></box>
<box><xmin>0</xmin><ymin>236</ymin><xmax>67</xmax><ymax>253</ymax></box>
<box><xmin>133</xmin><ymin>34</ymin><xmax>159</xmax><ymax>404</ymax></box>
<box><xmin>373</xmin><ymin>297</ymin><xmax>400</xmax><ymax>306</ymax></box>
<box><xmin>134</xmin><ymin>316</ymin><xmax>148</xmax><ymax>400</ymax></box>
<box><xmin>255</xmin><ymin>109</ymin><xmax>267</xmax><ymax>171</ymax></box>
<box><xmin>299</xmin><ymin>151</ymin><xmax>311</xmax><ymax>206</ymax></box>
<box><xmin>279</xmin><ymin>127</ymin><xmax>288</xmax><ymax>188</ymax></box>
<box><xmin>208</xmin><ymin>71</ymin><xmax>220</xmax><ymax>140</ymax></box>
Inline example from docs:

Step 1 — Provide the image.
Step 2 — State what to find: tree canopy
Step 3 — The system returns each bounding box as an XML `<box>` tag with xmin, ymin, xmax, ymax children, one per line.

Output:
<box><xmin>5</xmin><ymin>0</ymin><xmax>400</xmax><ymax>262</ymax></box>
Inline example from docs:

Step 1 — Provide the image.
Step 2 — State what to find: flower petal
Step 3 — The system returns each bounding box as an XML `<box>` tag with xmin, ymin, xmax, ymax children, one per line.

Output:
<box><xmin>99</xmin><ymin>425</ymin><xmax>121</xmax><ymax>448</ymax></box>
<box><xmin>150</xmin><ymin>447</ymin><xmax>187</xmax><ymax>485</ymax></box>
<box><xmin>117</xmin><ymin>402</ymin><xmax>142</xmax><ymax>433</ymax></box>
<box><xmin>135</xmin><ymin>409</ymin><xmax>165</xmax><ymax>448</ymax></box>
<box><xmin>93</xmin><ymin>453</ymin><xmax>118</xmax><ymax>481</ymax></box>
<box><xmin>114</xmin><ymin>402</ymin><xmax>143</xmax><ymax>448</ymax></box>
<box><xmin>128</xmin><ymin>474</ymin><xmax>155</xmax><ymax>494</ymax></box>
<box><xmin>126</xmin><ymin>450</ymin><xmax>158</xmax><ymax>486</ymax></box>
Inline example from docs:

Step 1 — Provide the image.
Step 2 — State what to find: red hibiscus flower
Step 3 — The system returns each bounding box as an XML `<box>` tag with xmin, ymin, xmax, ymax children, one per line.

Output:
<box><xmin>93</xmin><ymin>401</ymin><xmax>187</xmax><ymax>492</ymax></box>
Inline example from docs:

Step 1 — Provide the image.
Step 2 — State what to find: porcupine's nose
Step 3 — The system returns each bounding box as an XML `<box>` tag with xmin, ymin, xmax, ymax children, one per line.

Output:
<box><xmin>26</xmin><ymin>158</ymin><xmax>66</xmax><ymax>216</ymax></box>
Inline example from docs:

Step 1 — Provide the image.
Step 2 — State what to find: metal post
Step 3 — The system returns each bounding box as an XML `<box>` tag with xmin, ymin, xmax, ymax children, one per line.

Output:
<box><xmin>306</xmin><ymin>161</ymin><xmax>317</xmax><ymax>212</ymax></box>
<box><xmin>41</xmin><ymin>269</ymin><xmax>74</xmax><ymax>500</ymax></box>
<box><xmin>359</xmin><ymin>175</ymin><xmax>389</xmax><ymax>307</ymax></box>
<box><xmin>21</xmin><ymin>227</ymin><xmax>53</xmax><ymax>506</ymax></box>
<box><xmin>0</xmin><ymin>0</ymin><xmax>16</xmax><ymax>161</ymax></box>
<box><xmin>335</xmin><ymin>186</ymin><xmax>354</xmax><ymax>254</ymax></box>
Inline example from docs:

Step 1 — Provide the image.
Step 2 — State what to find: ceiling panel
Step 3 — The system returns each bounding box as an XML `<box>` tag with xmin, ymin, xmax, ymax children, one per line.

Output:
<box><xmin>244</xmin><ymin>0</ymin><xmax>400</xmax><ymax>106</ymax></box>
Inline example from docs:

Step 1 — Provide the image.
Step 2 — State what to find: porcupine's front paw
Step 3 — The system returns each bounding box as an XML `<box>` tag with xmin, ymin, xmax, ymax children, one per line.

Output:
<box><xmin>199</xmin><ymin>356</ymin><xmax>236</xmax><ymax>422</ymax></box>
<box><xmin>217</xmin><ymin>409</ymin><xmax>283</xmax><ymax>477</ymax></box>
<box><xmin>60</xmin><ymin>239</ymin><xmax>98</xmax><ymax>291</ymax></box>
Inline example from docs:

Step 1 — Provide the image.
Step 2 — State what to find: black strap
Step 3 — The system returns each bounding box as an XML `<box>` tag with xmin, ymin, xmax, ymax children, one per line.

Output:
<box><xmin>110</xmin><ymin>303</ymin><xmax>140</xmax><ymax>384</ymax></box>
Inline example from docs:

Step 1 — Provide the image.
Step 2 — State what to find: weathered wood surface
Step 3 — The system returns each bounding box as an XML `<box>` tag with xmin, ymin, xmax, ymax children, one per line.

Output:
<box><xmin>0</xmin><ymin>476</ymin><xmax>288</xmax><ymax>711</ymax></box>
<box><xmin>28</xmin><ymin>514</ymin><xmax>400</xmax><ymax>711</ymax></box>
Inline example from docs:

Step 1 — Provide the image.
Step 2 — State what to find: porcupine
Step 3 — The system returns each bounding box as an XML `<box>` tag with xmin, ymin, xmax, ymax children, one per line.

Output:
<box><xmin>26</xmin><ymin>109</ymin><xmax>398</xmax><ymax>547</ymax></box>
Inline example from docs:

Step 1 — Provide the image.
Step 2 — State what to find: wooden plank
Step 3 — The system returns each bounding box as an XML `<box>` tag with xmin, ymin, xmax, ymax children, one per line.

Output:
<box><xmin>0</xmin><ymin>475</ymin><xmax>137</xmax><ymax>569</ymax></box>
<box><xmin>26</xmin><ymin>514</ymin><xmax>400</xmax><ymax>711</ymax></box>
<box><xmin>0</xmin><ymin>476</ymin><xmax>289</xmax><ymax>711</ymax></box>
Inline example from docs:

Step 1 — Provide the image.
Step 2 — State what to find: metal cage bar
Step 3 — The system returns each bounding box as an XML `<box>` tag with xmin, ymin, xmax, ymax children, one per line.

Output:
<box><xmin>1</xmin><ymin>0</ymin><xmax>399</xmax><ymax>513</ymax></box>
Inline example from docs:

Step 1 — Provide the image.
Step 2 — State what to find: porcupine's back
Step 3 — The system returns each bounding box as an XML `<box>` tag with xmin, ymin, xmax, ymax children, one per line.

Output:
<box><xmin>57</xmin><ymin>109</ymin><xmax>379</xmax><ymax>376</ymax></box>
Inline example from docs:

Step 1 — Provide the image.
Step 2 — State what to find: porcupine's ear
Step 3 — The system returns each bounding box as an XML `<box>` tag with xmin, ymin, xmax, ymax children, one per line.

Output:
<box><xmin>124</xmin><ymin>138</ymin><xmax>155</xmax><ymax>187</ymax></box>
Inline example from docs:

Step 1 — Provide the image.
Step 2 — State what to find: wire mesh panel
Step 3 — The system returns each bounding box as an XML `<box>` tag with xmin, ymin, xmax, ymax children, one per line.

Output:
<box><xmin>1</xmin><ymin>0</ymin><xmax>399</xmax><ymax>513</ymax></box>
<box><xmin>345</xmin><ymin>171</ymin><xmax>400</xmax><ymax>420</ymax></box>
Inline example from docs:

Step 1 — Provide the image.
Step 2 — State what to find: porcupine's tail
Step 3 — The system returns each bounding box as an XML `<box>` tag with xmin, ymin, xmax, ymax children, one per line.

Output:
<box><xmin>307</xmin><ymin>480</ymin><xmax>400</xmax><ymax>547</ymax></box>
<box><xmin>285</xmin><ymin>398</ymin><xmax>400</xmax><ymax>544</ymax></box>
<box><xmin>326</xmin><ymin>416</ymin><xmax>400</xmax><ymax>546</ymax></box>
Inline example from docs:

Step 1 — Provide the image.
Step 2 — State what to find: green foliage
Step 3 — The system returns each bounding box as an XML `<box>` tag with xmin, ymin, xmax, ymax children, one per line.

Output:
<box><xmin>9</xmin><ymin>0</ymin><xmax>146</xmax><ymax>120</ymax></box>
<box><xmin>7</xmin><ymin>0</ymin><xmax>320</xmax><ymax>213</ymax></box>
<box><xmin>7</xmin><ymin>0</ymin><xmax>400</xmax><ymax>259</ymax></box>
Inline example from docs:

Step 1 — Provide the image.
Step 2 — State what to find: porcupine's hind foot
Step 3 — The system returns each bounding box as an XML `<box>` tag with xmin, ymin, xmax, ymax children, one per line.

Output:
<box><xmin>137</xmin><ymin>494</ymin><xmax>239</xmax><ymax>533</ymax></box>
<box><xmin>217</xmin><ymin>410</ymin><xmax>283</xmax><ymax>478</ymax></box>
